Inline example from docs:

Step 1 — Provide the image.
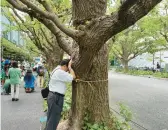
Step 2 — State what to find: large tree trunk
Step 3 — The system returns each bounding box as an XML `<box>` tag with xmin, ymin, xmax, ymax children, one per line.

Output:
<box><xmin>72</xmin><ymin>0</ymin><xmax>107</xmax><ymax>26</ymax></box>
<box><xmin>69</xmin><ymin>44</ymin><xmax>110</xmax><ymax>130</ymax></box>
<box><xmin>68</xmin><ymin>1</ymin><xmax>110</xmax><ymax>129</ymax></box>
<box><xmin>122</xmin><ymin>60</ymin><xmax>129</xmax><ymax>72</ymax></box>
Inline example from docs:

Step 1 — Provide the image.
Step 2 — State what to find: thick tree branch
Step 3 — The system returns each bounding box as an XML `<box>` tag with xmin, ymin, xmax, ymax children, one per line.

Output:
<box><xmin>6</xmin><ymin>0</ymin><xmax>29</xmax><ymax>12</ymax></box>
<box><xmin>86</xmin><ymin>0</ymin><xmax>162</xmax><ymax>46</ymax></box>
<box><xmin>37</xmin><ymin>0</ymin><xmax>52</xmax><ymax>12</ymax></box>
<box><xmin>40</xmin><ymin>27</ymin><xmax>55</xmax><ymax>49</ymax></box>
<box><xmin>114</xmin><ymin>0</ymin><xmax>162</xmax><ymax>35</ymax></box>
<box><xmin>12</xmin><ymin>8</ymin><xmax>24</xmax><ymax>23</ymax></box>
<box><xmin>19</xmin><ymin>0</ymin><xmax>81</xmax><ymax>40</ymax></box>
<box><xmin>11</xmin><ymin>8</ymin><xmax>46</xmax><ymax>52</ymax></box>
<box><xmin>38</xmin><ymin>1</ymin><xmax>72</xmax><ymax>18</ymax></box>
<box><xmin>10</xmin><ymin>14</ymin><xmax>43</xmax><ymax>54</ymax></box>
<box><xmin>118</xmin><ymin>0</ymin><xmax>138</xmax><ymax>20</ymax></box>
<box><xmin>6</xmin><ymin>0</ymin><xmax>74</xmax><ymax>55</ymax></box>
<box><xmin>39</xmin><ymin>18</ymin><xmax>73</xmax><ymax>55</ymax></box>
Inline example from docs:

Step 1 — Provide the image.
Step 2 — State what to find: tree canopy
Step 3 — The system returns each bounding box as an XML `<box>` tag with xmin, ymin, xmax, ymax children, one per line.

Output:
<box><xmin>109</xmin><ymin>0</ymin><xmax>168</xmax><ymax>70</ymax></box>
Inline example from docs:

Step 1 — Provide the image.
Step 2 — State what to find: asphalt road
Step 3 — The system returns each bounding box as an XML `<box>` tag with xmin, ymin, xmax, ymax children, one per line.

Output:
<box><xmin>1</xmin><ymin>85</ymin><xmax>43</xmax><ymax>130</ymax></box>
<box><xmin>108</xmin><ymin>72</ymin><xmax>168</xmax><ymax>130</ymax></box>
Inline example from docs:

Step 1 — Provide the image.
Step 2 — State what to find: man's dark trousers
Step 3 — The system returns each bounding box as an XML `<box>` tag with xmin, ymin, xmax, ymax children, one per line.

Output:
<box><xmin>45</xmin><ymin>91</ymin><xmax>64</xmax><ymax>130</ymax></box>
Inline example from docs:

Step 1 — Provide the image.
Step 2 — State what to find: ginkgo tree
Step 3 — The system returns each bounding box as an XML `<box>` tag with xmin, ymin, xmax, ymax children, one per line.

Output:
<box><xmin>1</xmin><ymin>6</ymin><xmax>65</xmax><ymax>70</ymax></box>
<box><xmin>6</xmin><ymin>0</ymin><xmax>163</xmax><ymax>129</ymax></box>
<box><xmin>110</xmin><ymin>7</ymin><xmax>167</xmax><ymax>72</ymax></box>
<box><xmin>110</xmin><ymin>27</ymin><xmax>153</xmax><ymax>71</ymax></box>
<box><xmin>138</xmin><ymin>0</ymin><xmax>168</xmax><ymax>49</ymax></box>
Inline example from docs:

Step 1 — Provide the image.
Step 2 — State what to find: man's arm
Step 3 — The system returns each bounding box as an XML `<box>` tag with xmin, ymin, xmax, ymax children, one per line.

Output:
<box><xmin>68</xmin><ymin>60</ymin><xmax>76</xmax><ymax>79</ymax></box>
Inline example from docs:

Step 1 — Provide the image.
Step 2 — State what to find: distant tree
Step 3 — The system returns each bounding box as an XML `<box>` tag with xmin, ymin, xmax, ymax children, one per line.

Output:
<box><xmin>110</xmin><ymin>27</ymin><xmax>154</xmax><ymax>71</ymax></box>
<box><xmin>138</xmin><ymin>0</ymin><xmax>168</xmax><ymax>49</ymax></box>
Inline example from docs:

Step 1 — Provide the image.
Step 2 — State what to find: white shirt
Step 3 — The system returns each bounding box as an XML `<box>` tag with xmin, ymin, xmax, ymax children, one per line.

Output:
<box><xmin>49</xmin><ymin>66</ymin><xmax>73</xmax><ymax>95</ymax></box>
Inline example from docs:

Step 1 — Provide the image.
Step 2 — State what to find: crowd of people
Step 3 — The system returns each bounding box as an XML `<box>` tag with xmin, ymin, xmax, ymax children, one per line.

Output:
<box><xmin>1</xmin><ymin>59</ymin><xmax>47</xmax><ymax>101</ymax></box>
<box><xmin>1</xmin><ymin>58</ymin><xmax>76</xmax><ymax>130</ymax></box>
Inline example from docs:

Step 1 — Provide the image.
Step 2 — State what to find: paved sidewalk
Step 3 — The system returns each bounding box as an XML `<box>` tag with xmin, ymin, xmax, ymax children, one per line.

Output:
<box><xmin>1</xmin><ymin>85</ymin><xmax>43</xmax><ymax>130</ymax></box>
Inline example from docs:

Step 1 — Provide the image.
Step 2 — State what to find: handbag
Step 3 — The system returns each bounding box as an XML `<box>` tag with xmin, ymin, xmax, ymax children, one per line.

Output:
<box><xmin>41</xmin><ymin>87</ymin><xmax>49</xmax><ymax>98</ymax></box>
<box><xmin>41</xmin><ymin>68</ymin><xmax>58</xmax><ymax>99</ymax></box>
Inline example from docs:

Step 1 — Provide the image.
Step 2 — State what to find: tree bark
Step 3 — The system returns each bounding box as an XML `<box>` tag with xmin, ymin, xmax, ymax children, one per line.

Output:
<box><xmin>72</xmin><ymin>0</ymin><xmax>107</xmax><ymax>26</ymax></box>
<box><xmin>69</xmin><ymin>44</ymin><xmax>110</xmax><ymax>130</ymax></box>
<box><xmin>122</xmin><ymin>60</ymin><xmax>129</xmax><ymax>72</ymax></box>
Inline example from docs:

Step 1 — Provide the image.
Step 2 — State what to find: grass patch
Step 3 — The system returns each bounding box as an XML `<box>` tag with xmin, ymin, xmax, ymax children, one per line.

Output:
<box><xmin>115</xmin><ymin>67</ymin><xmax>168</xmax><ymax>78</ymax></box>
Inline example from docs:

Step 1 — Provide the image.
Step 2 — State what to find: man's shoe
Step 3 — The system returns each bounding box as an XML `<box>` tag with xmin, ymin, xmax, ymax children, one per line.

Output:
<box><xmin>15</xmin><ymin>98</ymin><xmax>19</xmax><ymax>101</ymax></box>
<box><xmin>12</xmin><ymin>98</ymin><xmax>15</xmax><ymax>101</ymax></box>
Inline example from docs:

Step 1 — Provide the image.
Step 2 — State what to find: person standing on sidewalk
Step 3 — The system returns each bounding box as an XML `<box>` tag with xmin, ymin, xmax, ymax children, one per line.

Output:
<box><xmin>45</xmin><ymin>59</ymin><xmax>76</xmax><ymax>130</ymax></box>
<box><xmin>37</xmin><ymin>63</ymin><xmax>45</xmax><ymax>88</ymax></box>
<box><xmin>8</xmin><ymin>61</ymin><xmax>21</xmax><ymax>101</ymax></box>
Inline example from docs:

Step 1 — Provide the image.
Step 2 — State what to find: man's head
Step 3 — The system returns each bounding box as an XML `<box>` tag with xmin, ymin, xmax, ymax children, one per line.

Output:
<box><xmin>60</xmin><ymin>59</ymin><xmax>70</xmax><ymax>72</ymax></box>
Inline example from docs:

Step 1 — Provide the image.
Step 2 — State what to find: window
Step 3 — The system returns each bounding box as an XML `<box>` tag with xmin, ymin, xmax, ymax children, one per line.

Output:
<box><xmin>3</xmin><ymin>32</ymin><xmax>8</xmax><ymax>39</ymax></box>
<box><xmin>12</xmin><ymin>40</ymin><xmax>17</xmax><ymax>44</ymax></box>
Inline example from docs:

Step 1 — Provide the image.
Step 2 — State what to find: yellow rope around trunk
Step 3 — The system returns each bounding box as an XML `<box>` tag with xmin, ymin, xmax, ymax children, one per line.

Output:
<box><xmin>75</xmin><ymin>79</ymin><xmax>108</xmax><ymax>83</ymax></box>
<box><xmin>75</xmin><ymin>79</ymin><xmax>108</xmax><ymax>91</ymax></box>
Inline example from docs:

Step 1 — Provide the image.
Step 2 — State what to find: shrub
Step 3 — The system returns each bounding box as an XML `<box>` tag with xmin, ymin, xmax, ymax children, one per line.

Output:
<box><xmin>61</xmin><ymin>84</ymin><xmax>72</xmax><ymax>120</ymax></box>
<box><xmin>82</xmin><ymin>103</ymin><xmax>133</xmax><ymax>130</ymax></box>
<box><xmin>115</xmin><ymin>67</ymin><xmax>168</xmax><ymax>78</ymax></box>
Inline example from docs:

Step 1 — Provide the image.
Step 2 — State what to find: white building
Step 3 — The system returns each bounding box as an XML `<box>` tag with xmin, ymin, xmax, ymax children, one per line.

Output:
<box><xmin>128</xmin><ymin>51</ymin><xmax>168</xmax><ymax>69</ymax></box>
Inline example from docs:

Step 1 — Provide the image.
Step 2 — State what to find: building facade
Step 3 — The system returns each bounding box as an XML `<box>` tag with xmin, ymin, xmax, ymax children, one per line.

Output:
<box><xmin>128</xmin><ymin>51</ymin><xmax>168</xmax><ymax>69</ymax></box>
<box><xmin>0</xmin><ymin>12</ymin><xmax>24</xmax><ymax>46</ymax></box>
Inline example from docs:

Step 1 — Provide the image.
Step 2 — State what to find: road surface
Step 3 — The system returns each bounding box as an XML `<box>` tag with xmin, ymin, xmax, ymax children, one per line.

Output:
<box><xmin>1</xmin><ymin>85</ymin><xmax>43</xmax><ymax>130</ymax></box>
<box><xmin>109</xmin><ymin>72</ymin><xmax>168</xmax><ymax>130</ymax></box>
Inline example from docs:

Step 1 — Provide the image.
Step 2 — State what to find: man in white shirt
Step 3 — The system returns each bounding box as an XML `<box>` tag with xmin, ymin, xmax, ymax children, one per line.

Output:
<box><xmin>45</xmin><ymin>59</ymin><xmax>76</xmax><ymax>130</ymax></box>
